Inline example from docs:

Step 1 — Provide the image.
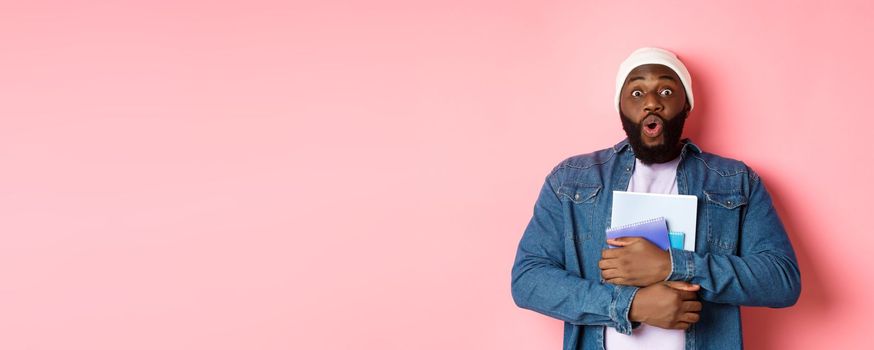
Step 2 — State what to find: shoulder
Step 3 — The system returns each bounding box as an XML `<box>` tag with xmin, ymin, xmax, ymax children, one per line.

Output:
<box><xmin>689</xmin><ymin>152</ymin><xmax>759</xmax><ymax>182</ymax></box>
<box><xmin>557</xmin><ymin>146</ymin><xmax>619</xmax><ymax>170</ymax></box>
<box><xmin>685</xmin><ymin>151</ymin><xmax>756</xmax><ymax>179</ymax></box>
<box><xmin>541</xmin><ymin>145</ymin><xmax>620</xmax><ymax>189</ymax></box>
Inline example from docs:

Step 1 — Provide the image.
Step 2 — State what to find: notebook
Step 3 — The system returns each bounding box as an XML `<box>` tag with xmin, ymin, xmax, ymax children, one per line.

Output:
<box><xmin>605</xmin><ymin>217</ymin><xmax>670</xmax><ymax>250</ymax></box>
<box><xmin>668</xmin><ymin>231</ymin><xmax>685</xmax><ymax>250</ymax></box>
<box><xmin>610</xmin><ymin>191</ymin><xmax>698</xmax><ymax>251</ymax></box>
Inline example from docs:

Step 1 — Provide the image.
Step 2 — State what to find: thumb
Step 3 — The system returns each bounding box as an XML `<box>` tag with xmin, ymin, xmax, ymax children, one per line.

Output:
<box><xmin>664</xmin><ymin>281</ymin><xmax>701</xmax><ymax>291</ymax></box>
<box><xmin>606</xmin><ymin>237</ymin><xmax>640</xmax><ymax>247</ymax></box>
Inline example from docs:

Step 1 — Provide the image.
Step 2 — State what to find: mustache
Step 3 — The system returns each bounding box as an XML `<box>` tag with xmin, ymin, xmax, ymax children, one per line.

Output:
<box><xmin>619</xmin><ymin>108</ymin><xmax>689</xmax><ymax>164</ymax></box>
<box><xmin>641</xmin><ymin>113</ymin><xmax>664</xmax><ymax>127</ymax></box>
<box><xmin>644</xmin><ymin>112</ymin><xmax>664</xmax><ymax>120</ymax></box>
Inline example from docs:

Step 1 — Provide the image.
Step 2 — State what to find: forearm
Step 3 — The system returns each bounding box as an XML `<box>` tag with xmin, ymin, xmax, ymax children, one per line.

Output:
<box><xmin>511</xmin><ymin>168</ymin><xmax>639</xmax><ymax>335</ymax></box>
<box><xmin>668</xmin><ymin>248</ymin><xmax>800</xmax><ymax>307</ymax></box>
<box><xmin>665</xmin><ymin>167</ymin><xmax>802</xmax><ymax>307</ymax></box>
<box><xmin>511</xmin><ymin>256</ymin><xmax>639</xmax><ymax>334</ymax></box>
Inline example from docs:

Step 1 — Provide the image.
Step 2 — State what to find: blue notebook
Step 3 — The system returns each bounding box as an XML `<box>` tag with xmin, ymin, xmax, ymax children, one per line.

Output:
<box><xmin>605</xmin><ymin>216</ymin><xmax>670</xmax><ymax>250</ymax></box>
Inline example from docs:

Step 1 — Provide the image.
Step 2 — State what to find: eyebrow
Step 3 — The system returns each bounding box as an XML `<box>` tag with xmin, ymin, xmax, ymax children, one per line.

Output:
<box><xmin>627</xmin><ymin>75</ymin><xmax>677</xmax><ymax>82</ymax></box>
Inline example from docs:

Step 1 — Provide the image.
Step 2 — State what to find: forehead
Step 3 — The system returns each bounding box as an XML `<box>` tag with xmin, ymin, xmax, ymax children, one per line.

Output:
<box><xmin>623</xmin><ymin>64</ymin><xmax>682</xmax><ymax>87</ymax></box>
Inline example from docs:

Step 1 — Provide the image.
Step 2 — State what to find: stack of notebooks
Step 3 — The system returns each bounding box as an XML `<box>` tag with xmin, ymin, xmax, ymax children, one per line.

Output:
<box><xmin>604</xmin><ymin>192</ymin><xmax>699</xmax><ymax>343</ymax></box>
<box><xmin>608</xmin><ymin>191</ymin><xmax>698</xmax><ymax>251</ymax></box>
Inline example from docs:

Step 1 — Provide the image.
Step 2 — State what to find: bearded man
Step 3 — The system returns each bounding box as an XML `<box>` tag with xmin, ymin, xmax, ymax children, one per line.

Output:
<box><xmin>510</xmin><ymin>47</ymin><xmax>800</xmax><ymax>350</ymax></box>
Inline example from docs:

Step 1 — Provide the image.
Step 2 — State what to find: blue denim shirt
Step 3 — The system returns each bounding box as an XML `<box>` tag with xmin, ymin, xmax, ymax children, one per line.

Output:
<box><xmin>511</xmin><ymin>138</ymin><xmax>801</xmax><ymax>350</ymax></box>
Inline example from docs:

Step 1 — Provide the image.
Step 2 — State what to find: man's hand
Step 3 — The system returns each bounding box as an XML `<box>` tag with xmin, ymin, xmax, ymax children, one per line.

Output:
<box><xmin>599</xmin><ymin>237</ymin><xmax>671</xmax><ymax>287</ymax></box>
<box><xmin>629</xmin><ymin>281</ymin><xmax>702</xmax><ymax>330</ymax></box>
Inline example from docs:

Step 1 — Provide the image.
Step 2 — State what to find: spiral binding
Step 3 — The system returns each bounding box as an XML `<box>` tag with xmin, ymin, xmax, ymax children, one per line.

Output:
<box><xmin>606</xmin><ymin>216</ymin><xmax>664</xmax><ymax>233</ymax></box>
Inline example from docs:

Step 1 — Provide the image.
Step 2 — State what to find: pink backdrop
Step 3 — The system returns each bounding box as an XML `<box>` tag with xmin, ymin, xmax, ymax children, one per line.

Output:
<box><xmin>1</xmin><ymin>1</ymin><xmax>871</xmax><ymax>349</ymax></box>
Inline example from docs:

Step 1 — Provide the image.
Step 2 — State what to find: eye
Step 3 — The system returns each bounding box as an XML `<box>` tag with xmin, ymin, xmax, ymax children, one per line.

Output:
<box><xmin>660</xmin><ymin>88</ymin><xmax>673</xmax><ymax>97</ymax></box>
<box><xmin>631</xmin><ymin>90</ymin><xmax>643</xmax><ymax>97</ymax></box>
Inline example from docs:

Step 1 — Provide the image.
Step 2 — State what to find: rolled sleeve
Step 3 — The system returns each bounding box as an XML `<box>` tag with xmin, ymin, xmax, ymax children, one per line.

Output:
<box><xmin>610</xmin><ymin>285</ymin><xmax>640</xmax><ymax>335</ymax></box>
<box><xmin>667</xmin><ymin>247</ymin><xmax>695</xmax><ymax>282</ymax></box>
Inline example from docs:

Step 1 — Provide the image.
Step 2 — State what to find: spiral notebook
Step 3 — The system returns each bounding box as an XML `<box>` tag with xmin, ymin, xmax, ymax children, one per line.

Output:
<box><xmin>610</xmin><ymin>191</ymin><xmax>698</xmax><ymax>251</ymax></box>
<box><xmin>605</xmin><ymin>217</ymin><xmax>670</xmax><ymax>250</ymax></box>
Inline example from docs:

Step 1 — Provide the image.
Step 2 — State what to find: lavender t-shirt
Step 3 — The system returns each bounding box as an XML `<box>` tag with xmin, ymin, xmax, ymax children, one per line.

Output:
<box><xmin>605</xmin><ymin>155</ymin><xmax>684</xmax><ymax>350</ymax></box>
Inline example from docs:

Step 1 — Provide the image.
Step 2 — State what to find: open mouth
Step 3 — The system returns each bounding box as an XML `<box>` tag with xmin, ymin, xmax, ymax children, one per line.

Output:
<box><xmin>642</xmin><ymin>115</ymin><xmax>664</xmax><ymax>138</ymax></box>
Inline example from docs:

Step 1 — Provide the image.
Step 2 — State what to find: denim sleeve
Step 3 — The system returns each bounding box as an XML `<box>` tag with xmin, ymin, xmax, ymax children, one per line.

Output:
<box><xmin>511</xmin><ymin>171</ymin><xmax>639</xmax><ymax>335</ymax></box>
<box><xmin>667</xmin><ymin>168</ymin><xmax>801</xmax><ymax>307</ymax></box>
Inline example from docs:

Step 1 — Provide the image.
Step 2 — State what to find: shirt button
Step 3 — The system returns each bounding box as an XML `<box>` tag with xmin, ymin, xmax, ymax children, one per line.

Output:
<box><xmin>626</xmin><ymin>167</ymin><xmax>631</xmax><ymax>172</ymax></box>
<box><xmin>575</xmin><ymin>193</ymin><xmax>580</xmax><ymax>200</ymax></box>
<box><xmin>727</xmin><ymin>201</ymin><xmax>732</xmax><ymax>205</ymax></box>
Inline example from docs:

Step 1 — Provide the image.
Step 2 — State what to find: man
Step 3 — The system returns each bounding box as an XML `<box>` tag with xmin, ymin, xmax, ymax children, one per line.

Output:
<box><xmin>510</xmin><ymin>47</ymin><xmax>800</xmax><ymax>350</ymax></box>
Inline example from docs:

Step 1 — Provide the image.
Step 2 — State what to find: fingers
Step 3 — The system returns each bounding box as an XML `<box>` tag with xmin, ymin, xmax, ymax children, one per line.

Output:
<box><xmin>664</xmin><ymin>281</ymin><xmax>700</xmax><ymax>292</ymax></box>
<box><xmin>598</xmin><ymin>259</ymin><xmax>618</xmax><ymax>270</ymax></box>
<box><xmin>680</xmin><ymin>312</ymin><xmax>701</xmax><ymax>324</ymax></box>
<box><xmin>609</xmin><ymin>236</ymin><xmax>647</xmax><ymax>246</ymax></box>
<box><xmin>673</xmin><ymin>321</ymin><xmax>691</xmax><ymax>330</ymax></box>
<box><xmin>677</xmin><ymin>301</ymin><xmax>702</xmax><ymax>328</ymax></box>
<box><xmin>672</xmin><ymin>289</ymin><xmax>698</xmax><ymax>301</ymax></box>
<box><xmin>601</xmin><ymin>248</ymin><xmax>620</xmax><ymax>259</ymax></box>
<box><xmin>683</xmin><ymin>301</ymin><xmax>702</xmax><ymax>312</ymax></box>
<box><xmin>606</xmin><ymin>237</ymin><xmax>637</xmax><ymax>247</ymax></box>
<box><xmin>605</xmin><ymin>277</ymin><xmax>630</xmax><ymax>286</ymax></box>
<box><xmin>601</xmin><ymin>268</ymin><xmax>620</xmax><ymax>280</ymax></box>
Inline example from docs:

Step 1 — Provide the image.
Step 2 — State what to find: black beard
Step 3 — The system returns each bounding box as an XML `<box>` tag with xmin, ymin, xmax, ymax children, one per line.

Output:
<box><xmin>620</xmin><ymin>109</ymin><xmax>688</xmax><ymax>165</ymax></box>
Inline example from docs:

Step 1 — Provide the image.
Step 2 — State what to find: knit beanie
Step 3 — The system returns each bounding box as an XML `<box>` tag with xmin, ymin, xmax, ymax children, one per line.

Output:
<box><xmin>614</xmin><ymin>47</ymin><xmax>693</xmax><ymax>112</ymax></box>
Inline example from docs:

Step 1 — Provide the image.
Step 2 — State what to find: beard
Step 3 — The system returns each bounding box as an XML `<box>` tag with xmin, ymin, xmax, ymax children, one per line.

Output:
<box><xmin>620</xmin><ymin>108</ymin><xmax>688</xmax><ymax>165</ymax></box>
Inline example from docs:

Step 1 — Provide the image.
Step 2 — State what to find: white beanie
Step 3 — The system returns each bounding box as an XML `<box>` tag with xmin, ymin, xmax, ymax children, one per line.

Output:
<box><xmin>614</xmin><ymin>47</ymin><xmax>693</xmax><ymax>112</ymax></box>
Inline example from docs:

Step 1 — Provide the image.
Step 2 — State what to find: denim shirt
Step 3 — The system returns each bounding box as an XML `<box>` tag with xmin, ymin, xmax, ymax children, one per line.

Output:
<box><xmin>510</xmin><ymin>138</ymin><xmax>801</xmax><ymax>350</ymax></box>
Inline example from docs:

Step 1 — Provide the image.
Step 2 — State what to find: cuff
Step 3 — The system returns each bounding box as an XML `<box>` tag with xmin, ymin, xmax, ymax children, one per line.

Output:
<box><xmin>610</xmin><ymin>284</ymin><xmax>640</xmax><ymax>335</ymax></box>
<box><xmin>664</xmin><ymin>247</ymin><xmax>674</xmax><ymax>281</ymax></box>
<box><xmin>667</xmin><ymin>247</ymin><xmax>695</xmax><ymax>281</ymax></box>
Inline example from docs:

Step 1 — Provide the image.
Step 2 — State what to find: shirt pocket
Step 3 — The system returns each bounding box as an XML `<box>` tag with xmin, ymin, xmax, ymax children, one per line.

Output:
<box><xmin>703</xmin><ymin>190</ymin><xmax>747</xmax><ymax>255</ymax></box>
<box><xmin>557</xmin><ymin>182</ymin><xmax>601</xmax><ymax>241</ymax></box>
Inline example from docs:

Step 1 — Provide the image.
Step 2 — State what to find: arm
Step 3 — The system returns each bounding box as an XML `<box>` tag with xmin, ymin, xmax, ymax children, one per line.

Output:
<box><xmin>511</xmin><ymin>172</ymin><xmax>639</xmax><ymax>335</ymax></box>
<box><xmin>667</xmin><ymin>168</ymin><xmax>801</xmax><ymax>307</ymax></box>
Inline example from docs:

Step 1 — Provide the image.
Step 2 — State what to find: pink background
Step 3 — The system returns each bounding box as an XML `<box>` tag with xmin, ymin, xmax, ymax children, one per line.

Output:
<box><xmin>1</xmin><ymin>1</ymin><xmax>871</xmax><ymax>349</ymax></box>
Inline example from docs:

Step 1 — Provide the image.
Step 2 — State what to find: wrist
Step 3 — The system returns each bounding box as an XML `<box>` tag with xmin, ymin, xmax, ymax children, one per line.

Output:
<box><xmin>661</xmin><ymin>249</ymin><xmax>673</xmax><ymax>281</ymax></box>
<box><xmin>629</xmin><ymin>289</ymin><xmax>647</xmax><ymax>323</ymax></box>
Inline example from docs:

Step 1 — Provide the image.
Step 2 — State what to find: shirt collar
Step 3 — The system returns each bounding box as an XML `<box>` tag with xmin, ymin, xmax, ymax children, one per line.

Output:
<box><xmin>612</xmin><ymin>137</ymin><xmax>702</xmax><ymax>155</ymax></box>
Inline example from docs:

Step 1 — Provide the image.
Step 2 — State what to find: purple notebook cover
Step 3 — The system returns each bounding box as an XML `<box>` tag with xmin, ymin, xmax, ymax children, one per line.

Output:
<box><xmin>605</xmin><ymin>217</ymin><xmax>670</xmax><ymax>250</ymax></box>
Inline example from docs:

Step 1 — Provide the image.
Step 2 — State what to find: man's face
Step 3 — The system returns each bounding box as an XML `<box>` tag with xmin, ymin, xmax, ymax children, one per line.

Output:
<box><xmin>619</xmin><ymin>64</ymin><xmax>690</xmax><ymax>164</ymax></box>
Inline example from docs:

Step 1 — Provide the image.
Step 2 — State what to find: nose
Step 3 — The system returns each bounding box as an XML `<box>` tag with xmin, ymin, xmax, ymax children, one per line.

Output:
<box><xmin>643</xmin><ymin>93</ymin><xmax>663</xmax><ymax>114</ymax></box>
